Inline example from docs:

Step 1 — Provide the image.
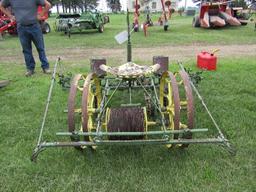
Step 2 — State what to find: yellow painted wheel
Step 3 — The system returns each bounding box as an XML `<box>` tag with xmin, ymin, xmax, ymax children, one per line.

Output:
<box><xmin>159</xmin><ymin>71</ymin><xmax>180</xmax><ymax>148</ymax></box>
<box><xmin>81</xmin><ymin>73</ymin><xmax>102</xmax><ymax>149</ymax></box>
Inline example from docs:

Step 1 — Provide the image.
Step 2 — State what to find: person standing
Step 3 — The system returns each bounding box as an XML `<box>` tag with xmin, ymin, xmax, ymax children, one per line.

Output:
<box><xmin>0</xmin><ymin>0</ymin><xmax>51</xmax><ymax>76</ymax></box>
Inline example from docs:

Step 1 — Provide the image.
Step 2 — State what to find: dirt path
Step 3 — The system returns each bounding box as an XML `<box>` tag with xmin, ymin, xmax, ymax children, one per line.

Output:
<box><xmin>1</xmin><ymin>44</ymin><xmax>256</xmax><ymax>65</ymax></box>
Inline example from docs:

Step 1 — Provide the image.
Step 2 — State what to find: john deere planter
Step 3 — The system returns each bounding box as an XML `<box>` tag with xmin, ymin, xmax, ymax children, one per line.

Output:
<box><xmin>31</xmin><ymin>56</ymin><xmax>235</xmax><ymax>161</ymax></box>
<box><xmin>31</xmin><ymin>11</ymin><xmax>235</xmax><ymax>161</ymax></box>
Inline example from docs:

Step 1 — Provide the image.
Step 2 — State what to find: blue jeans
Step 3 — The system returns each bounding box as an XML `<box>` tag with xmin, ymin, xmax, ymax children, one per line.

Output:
<box><xmin>17</xmin><ymin>23</ymin><xmax>49</xmax><ymax>71</ymax></box>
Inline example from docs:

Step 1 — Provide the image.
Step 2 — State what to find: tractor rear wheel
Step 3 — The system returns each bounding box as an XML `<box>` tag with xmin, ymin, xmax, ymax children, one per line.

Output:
<box><xmin>192</xmin><ymin>15</ymin><xmax>200</xmax><ymax>27</ymax></box>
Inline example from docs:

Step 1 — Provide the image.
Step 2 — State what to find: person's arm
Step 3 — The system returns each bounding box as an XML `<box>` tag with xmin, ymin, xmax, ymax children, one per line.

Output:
<box><xmin>37</xmin><ymin>0</ymin><xmax>51</xmax><ymax>20</ymax></box>
<box><xmin>0</xmin><ymin>1</ymin><xmax>15</xmax><ymax>21</ymax></box>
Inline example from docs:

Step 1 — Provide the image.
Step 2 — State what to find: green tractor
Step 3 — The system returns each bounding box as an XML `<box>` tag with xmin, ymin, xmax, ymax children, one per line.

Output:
<box><xmin>55</xmin><ymin>10</ymin><xmax>109</xmax><ymax>37</ymax></box>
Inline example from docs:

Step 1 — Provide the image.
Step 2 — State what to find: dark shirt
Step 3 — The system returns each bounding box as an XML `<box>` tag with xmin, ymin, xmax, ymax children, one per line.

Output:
<box><xmin>1</xmin><ymin>0</ymin><xmax>45</xmax><ymax>25</ymax></box>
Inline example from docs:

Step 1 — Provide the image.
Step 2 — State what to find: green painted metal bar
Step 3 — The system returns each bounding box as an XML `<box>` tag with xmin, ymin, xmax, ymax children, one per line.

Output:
<box><xmin>177</xmin><ymin>61</ymin><xmax>236</xmax><ymax>155</ymax></box>
<box><xmin>35</xmin><ymin>57</ymin><xmax>61</xmax><ymax>147</ymax></box>
<box><xmin>107</xmin><ymin>85</ymin><xmax>158</xmax><ymax>89</ymax></box>
<box><xmin>39</xmin><ymin>138</ymin><xmax>225</xmax><ymax>148</ymax></box>
<box><xmin>31</xmin><ymin>137</ymin><xmax>230</xmax><ymax>161</ymax></box>
<box><xmin>121</xmin><ymin>103</ymin><xmax>141</xmax><ymax>107</ymax></box>
<box><xmin>95</xmin><ymin>138</ymin><xmax>224</xmax><ymax>145</ymax></box>
<box><xmin>56</xmin><ymin>128</ymin><xmax>208</xmax><ymax>137</ymax></box>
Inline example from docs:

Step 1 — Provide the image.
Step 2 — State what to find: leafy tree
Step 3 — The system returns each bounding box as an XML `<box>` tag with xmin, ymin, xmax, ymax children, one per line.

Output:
<box><xmin>106</xmin><ymin>0</ymin><xmax>121</xmax><ymax>13</ymax></box>
<box><xmin>231</xmin><ymin>0</ymin><xmax>248</xmax><ymax>9</ymax></box>
<box><xmin>51</xmin><ymin>0</ymin><xmax>99</xmax><ymax>13</ymax></box>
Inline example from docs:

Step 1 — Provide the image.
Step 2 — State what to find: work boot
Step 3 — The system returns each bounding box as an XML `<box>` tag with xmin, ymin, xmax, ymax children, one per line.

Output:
<box><xmin>0</xmin><ymin>80</ymin><xmax>9</xmax><ymax>88</ymax></box>
<box><xmin>43</xmin><ymin>68</ymin><xmax>51</xmax><ymax>74</ymax></box>
<box><xmin>25</xmin><ymin>70</ymin><xmax>34</xmax><ymax>77</ymax></box>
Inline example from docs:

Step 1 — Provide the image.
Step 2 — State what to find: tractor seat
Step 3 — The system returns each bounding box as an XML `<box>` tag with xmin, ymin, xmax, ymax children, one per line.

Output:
<box><xmin>100</xmin><ymin>62</ymin><xmax>160</xmax><ymax>78</ymax></box>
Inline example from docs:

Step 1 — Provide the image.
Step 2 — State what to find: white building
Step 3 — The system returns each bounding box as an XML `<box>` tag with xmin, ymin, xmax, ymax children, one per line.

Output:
<box><xmin>127</xmin><ymin>0</ymin><xmax>179</xmax><ymax>12</ymax></box>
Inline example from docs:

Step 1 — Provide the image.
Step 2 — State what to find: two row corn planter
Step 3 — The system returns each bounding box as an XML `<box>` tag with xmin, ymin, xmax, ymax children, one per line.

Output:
<box><xmin>31</xmin><ymin>57</ymin><xmax>235</xmax><ymax>161</ymax></box>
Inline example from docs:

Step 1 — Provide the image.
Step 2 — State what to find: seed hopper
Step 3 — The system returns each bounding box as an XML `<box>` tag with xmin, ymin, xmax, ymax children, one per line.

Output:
<box><xmin>31</xmin><ymin>12</ymin><xmax>235</xmax><ymax>161</ymax></box>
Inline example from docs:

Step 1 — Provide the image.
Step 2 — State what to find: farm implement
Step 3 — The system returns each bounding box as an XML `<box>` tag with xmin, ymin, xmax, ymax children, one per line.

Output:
<box><xmin>133</xmin><ymin>0</ymin><xmax>173</xmax><ymax>35</ymax></box>
<box><xmin>193</xmin><ymin>0</ymin><xmax>248</xmax><ymax>28</ymax></box>
<box><xmin>55</xmin><ymin>10</ymin><xmax>109</xmax><ymax>38</ymax></box>
<box><xmin>31</xmin><ymin>12</ymin><xmax>235</xmax><ymax>161</ymax></box>
<box><xmin>31</xmin><ymin>57</ymin><xmax>235</xmax><ymax>161</ymax></box>
<box><xmin>0</xmin><ymin>6</ymin><xmax>50</xmax><ymax>37</ymax></box>
<box><xmin>0</xmin><ymin>10</ymin><xmax>16</xmax><ymax>36</ymax></box>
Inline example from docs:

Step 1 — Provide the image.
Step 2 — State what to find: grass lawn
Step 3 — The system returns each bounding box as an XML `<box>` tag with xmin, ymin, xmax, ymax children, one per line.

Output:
<box><xmin>1</xmin><ymin>14</ymin><xmax>256</xmax><ymax>52</ymax></box>
<box><xmin>0</xmin><ymin>14</ymin><xmax>255</xmax><ymax>192</ymax></box>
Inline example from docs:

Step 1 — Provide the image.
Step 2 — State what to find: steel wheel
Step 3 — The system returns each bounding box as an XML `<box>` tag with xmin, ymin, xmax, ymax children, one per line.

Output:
<box><xmin>82</xmin><ymin>73</ymin><xmax>102</xmax><ymax>149</ymax></box>
<box><xmin>175</xmin><ymin>70</ymin><xmax>194</xmax><ymax>148</ymax></box>
<box><xmin>68</xmin><ymin>74</ymin><xmax>86</xmax><ymax>149</ymax></box>
<box><xmin>159</xmin><ymin>71</ymin><xmax>180</xmax><ymax>148</ymax></box>
<box><xmin>98</xmin><ymin>24</ymin><xmax>104</xmax><ymax>33</ymax></box>
<box><xmin>44</xmin><ymin>23</ymin><xmax>51</xmax><ymax>33</ymax></box>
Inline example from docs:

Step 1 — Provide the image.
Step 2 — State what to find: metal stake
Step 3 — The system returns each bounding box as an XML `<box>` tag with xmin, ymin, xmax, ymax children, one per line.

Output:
<box><xmin>178</xmin><ymin>61</ymin><xmax>236</xmax><ymax>155</ymax></box>
<box><xmin>32</xmin><ymin>57</ymin><xmax>61</xmax><ymax>160</ymax></box>
<box><xmin>127</xmin><ymin>9</ymin><xmax>132</xmax><ymax>62</ymax></box>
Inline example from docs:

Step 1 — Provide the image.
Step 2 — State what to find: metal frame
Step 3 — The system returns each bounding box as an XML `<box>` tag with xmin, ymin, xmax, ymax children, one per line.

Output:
<box><xmin>31</xmin><ymin>58</ymin><xmax>235</xmax><ymax>162</ymax></box>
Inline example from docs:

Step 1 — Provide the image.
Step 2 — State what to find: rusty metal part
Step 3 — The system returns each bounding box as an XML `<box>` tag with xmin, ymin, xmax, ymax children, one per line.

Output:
<box><xmin>107</xmin><ymin>107</ymin><xmax>144</xmax><ymax>140</ymax></box>
<box><xmin>144</xmin><ymin>92</ymin><xmax>155</xmax><ymax>117</ymax></box>
<box><xmin>90</xmin><ymin>58</ymin><xmax>106</xmax><ymax>77</ymax></box>
<box><xmin>169</xmin><ymin>72</ymin><xmax>180</xmax><ymax>134</ymax></box>
<box><xmin>179</xmin><ymin>70</ymin><xmax>194</xmax><ymax>147</ymax></box>
<box><xmin>153</xmin><ymin>56</ymin><xmax>169</xmax><ymax>75</ymax></box>
<box><xmin>68</xmin><ymin>74</ymin><xmax>83</xmax><ymax>134</ymax></box>
<box><xmin>179</xmin><ymin>70</ymin><xmax>194</xmax><ymax>130</ymax></box>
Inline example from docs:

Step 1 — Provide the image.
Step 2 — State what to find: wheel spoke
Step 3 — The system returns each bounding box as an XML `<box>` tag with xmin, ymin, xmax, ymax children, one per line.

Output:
<box><xmin>160</xmin><ymin>71</ymin><xmax>180</xmax><ymax>148</ymax></box>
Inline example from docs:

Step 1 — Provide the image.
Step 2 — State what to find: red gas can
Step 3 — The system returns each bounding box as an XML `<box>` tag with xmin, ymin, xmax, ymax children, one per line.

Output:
<box><xmin>197</xmin><ymin>51</ymin><xmax>217</xmax><ymax>71</ymax></box>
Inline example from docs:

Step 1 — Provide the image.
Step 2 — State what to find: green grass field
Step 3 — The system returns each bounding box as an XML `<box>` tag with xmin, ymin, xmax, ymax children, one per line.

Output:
<box><xmin>0</xmin><ymin>14</ymin><xmax>255</xmax><ymax>192</ymax></box>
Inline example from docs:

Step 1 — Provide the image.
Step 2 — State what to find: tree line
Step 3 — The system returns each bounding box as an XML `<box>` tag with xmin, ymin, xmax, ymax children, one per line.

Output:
<box><xmin>49</xmin><ymin>0</ymin><xmax>121</xmax><ymax>13</ymax></box>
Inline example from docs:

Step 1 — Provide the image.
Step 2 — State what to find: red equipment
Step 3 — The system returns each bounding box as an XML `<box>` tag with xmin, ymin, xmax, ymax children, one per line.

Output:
<box><xmin>159</xmin><ymin>0</ymin><xmax>172</xmax><ymax>30</ymax></box>
<box><xmin>193</xmin><ymin>0</ymin><xmax>244</xmax><ymax>28</ymax></box>
<box><xmin>197</xmin><ymin>51</ymin><xmax>217</xmax><ymax>71</ymax></box>
<box><xmin>133</xmin><ymin>0</ymin><xmax>140</xmax><ymax>32</ymax></box>
<box><xmin>0</xmin><ymin>9</ymin><xmax>17</xmax><ymax>35</ymax></box>
<box><xmin>0</xmin><ymin>6</ymin><xmax>50</xmax><ymax>37</ymax></box>
<box><xmin>143</xmin><ymin>0</ymin><xmax>172</xmax><ymax>36</ymax></box>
